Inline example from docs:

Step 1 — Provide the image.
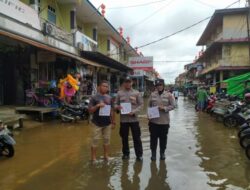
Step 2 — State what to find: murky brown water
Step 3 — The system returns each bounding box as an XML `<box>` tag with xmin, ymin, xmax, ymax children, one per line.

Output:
<box><xmin>0</xmin><ymin>97</ymin><xmax>250</xmax><ymax>190</ymax></box>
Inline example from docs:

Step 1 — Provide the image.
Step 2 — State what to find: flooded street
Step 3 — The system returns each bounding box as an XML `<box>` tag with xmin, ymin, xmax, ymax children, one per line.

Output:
<box><xmin>1</xmin><ymin>97</ymin><xmax>250</xmax><ymax>190</ymax></box>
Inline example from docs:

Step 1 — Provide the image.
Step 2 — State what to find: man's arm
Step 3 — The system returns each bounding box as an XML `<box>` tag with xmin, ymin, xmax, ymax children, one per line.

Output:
<box><xmin>88</xmin><ymin>97</ymin><xmax>104</xmax><ymax>113</ymax></box>
<box><xmin>114</xmin><ymin>92</ymin><xmax>122</xmax><ymax>111</ymax></box>
<box><xmin>164</xmin><ymin>94</ymin><xmax>175</xmax><ymax>112</ymax></box>
<box><xmin>132</xmin><ymin>93</ymin><xmax>143</xmax><ymax>114</ymax></box>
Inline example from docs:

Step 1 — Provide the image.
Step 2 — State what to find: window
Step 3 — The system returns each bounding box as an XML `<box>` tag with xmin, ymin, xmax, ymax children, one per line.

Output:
<box><xmin>48</xmin><ymin>5</ymin><xmax>56</xmax><ymax>24</ymax></box>
<box><xmin>107</xmin><ymin>39</ymin><xmax>110</xmax><ymax>51</ymax></box>
<box><xmin>93</xmin><ymin>28</ymin><xmax>97</xmax><ymax>41</ymax></box>
<box><xmin>124</xmin><ymin>50</ymin><xmax>127</xmax><ymax>61</ymax></box>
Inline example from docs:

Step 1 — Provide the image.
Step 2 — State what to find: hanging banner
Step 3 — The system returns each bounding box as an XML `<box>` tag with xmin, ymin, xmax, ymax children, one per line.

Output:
<box><xmin>128</xmin><ymin>56</ymin><xmax>153</xmax><ymax>71</ymax></box>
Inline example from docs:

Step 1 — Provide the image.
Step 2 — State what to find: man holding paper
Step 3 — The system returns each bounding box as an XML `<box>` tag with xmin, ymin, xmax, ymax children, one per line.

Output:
<box><xmin>88</xmin><ymin>80</ymin><xmax>115</xmax><ymax>161</ymax></box>
<box><xmin>115</xmin><ymin>76</ymin><xmax>143</xmax><ymax>162</ymax></box>
<box><xmin>148</xmin><ymin>79</ymin><xmax>175</xmax><ymax>161</ymax></box>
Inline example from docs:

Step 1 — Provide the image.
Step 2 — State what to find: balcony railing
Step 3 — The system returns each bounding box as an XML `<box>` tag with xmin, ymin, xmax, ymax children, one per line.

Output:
<box><xmin>74</xmin><ymin>31</ymin><xmax>97</xmax><ymax>51</ymax></box>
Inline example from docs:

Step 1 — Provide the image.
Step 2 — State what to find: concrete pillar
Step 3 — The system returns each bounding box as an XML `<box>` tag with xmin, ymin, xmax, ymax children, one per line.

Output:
<box><xmin>70</xmin><ymin>8</ymin><xmax>77</xmax><ymax>30</ymax></box>
<box><xmin>92</xmin><ymin>68</ymin><xmax>98</xmax><ymax>95</ymax></box>
<box><xmin>30</xmin><ymin>0</ymin><xmax>39</xmax><ymax>13</ymax></box>
<box><xmin>213</xmin><ymin>72</ymin><xmax>216</xmax><ymax>85</ymax></box>
<box><xmin>219</xmin><ymin>71</ymin><xmax>224</xmax><ymax>89</ymax></box>
<box><xmin>107</xmin><ymin>70</ymin><xmax>111</xmax><ymax>92</ymax></box>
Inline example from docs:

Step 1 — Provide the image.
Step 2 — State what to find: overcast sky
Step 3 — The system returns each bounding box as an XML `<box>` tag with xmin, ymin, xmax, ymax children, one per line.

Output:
<box><xmin>91</xmin><ymin>0</ymin><xmax>246</xmax><ymax>84</ymax></box>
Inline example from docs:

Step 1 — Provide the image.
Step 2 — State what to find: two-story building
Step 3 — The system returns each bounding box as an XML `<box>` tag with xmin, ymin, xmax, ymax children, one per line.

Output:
<box><xmin>196</xmin><ymin>7</ymin><xmax>250</xmax><ymax>89</ymax></box>
<box><xmin>0</xmin><ymin>0</ymin><xmax>138</xmax><ymax>105</ymax></box>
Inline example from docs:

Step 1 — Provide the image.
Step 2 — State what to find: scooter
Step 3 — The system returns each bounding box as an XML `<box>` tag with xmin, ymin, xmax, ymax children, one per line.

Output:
<box><xmin>60</xmin><ymin>98</ymin><xmax>90</xmax><ymax>122</ymax></box>
<box><xmin>206</xmin><ymin>96</ymin><xmax>217</xmax><ymax>113</ymax></box>
<box><xmin>223</xmin><ymin>102</ymin><xmax>249</xmax><ymax>127</ymax></box>
<box><xmin>0</xmin><ymin>122</ymin><xmax>16</xmax><ymax>158</ymax></box>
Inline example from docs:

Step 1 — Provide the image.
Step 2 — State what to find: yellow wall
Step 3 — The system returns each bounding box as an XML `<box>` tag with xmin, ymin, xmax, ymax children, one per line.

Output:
<box><xmin>98</xmin><ymin>35</ymin><xmax>108</xmax><ymax>54</ymax></box>
<box><xmin>20</xmin><ymin>0</ymin><xmax>29</xmax><ymax>5</ymax></box>
<box><xmin>83</xmin><ymin>24</ymin><xmax>95</xmax><ymax>38</ymax></box>
<box><xmin>223</xmin><ymin>14</ymin><xmax>248</xmax><ymax>39</ymax></box>
<box><xmin>58</xmin><ymin>4</ymin><xmax>72</xmax><ymax>32</ymax></box>
<box><xmin>229</xmin><ymin>44</ymin><xmax>249</xmax><ymax>66</ymax></box>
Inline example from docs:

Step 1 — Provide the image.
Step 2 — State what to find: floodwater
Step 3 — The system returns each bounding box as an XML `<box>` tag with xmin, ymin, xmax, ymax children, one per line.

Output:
<box><xmin>0</xmin><ymin>97</ymin><xmax>250</xmax><ymax>190</ymax></box>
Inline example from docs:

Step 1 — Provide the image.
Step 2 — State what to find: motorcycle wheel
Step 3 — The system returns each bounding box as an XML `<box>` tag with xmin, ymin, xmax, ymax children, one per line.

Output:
<box><xmin>238</xmin><ymin>127</ymin><xmax>250</xmax><ymax>138</ymax></box>
<box><xmin>26</xmin><ymin>97</ymin><xmax>35</xmax><ymax>106</ymax></box>
<box><xmin>239</xmin><ymin>134</ymin><xmax>250</xmax><ymax>148</ymax></box>
<box><xmin>60</xmin><ymin>109</ymin><xmax>73</xmax><ymax>122</ymax></box>
<box><xmin>245</xmin><ymin>144</ymin><xmax>250</xmax><ymax>160</ymax></box>
<box><xmin>1</xmin><ymin>144</ymin><xmax>14</xmax><ymax>157</ymax></box>
<box><xmin>43</xmin><ymin>98</ymin><xmax>52</xmax><ymax>107</ymax></box>
<box><xmin>223</xmin><ymin>116</ymin><xmax>238</xmax><ymax>128</ymax></box>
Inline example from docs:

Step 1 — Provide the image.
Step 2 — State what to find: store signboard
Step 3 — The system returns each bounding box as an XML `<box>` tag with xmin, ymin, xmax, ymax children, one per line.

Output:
<box><xmin>0</xmin><ymin>0</ymin><xmax>41</xmax><ymax>30</ymax></box>
<box><xmin>128</xmin><ymin>56</ymin><xmax>153</xmax><ymax>71</ymax></box>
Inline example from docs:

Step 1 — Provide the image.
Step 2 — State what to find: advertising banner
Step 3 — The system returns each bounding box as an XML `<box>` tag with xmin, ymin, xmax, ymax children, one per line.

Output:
<box><xmin>128</xmin><ymin>56</ymin><xmax>153</xmax><ymax>71</ymax></box>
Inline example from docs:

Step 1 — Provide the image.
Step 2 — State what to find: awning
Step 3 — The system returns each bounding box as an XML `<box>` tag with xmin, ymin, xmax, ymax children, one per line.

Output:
<box><xmin>0</xmin><ymin>29</ymin><xmax>105</xmax><ymax>68</ymax></box>
<box><xmin>81</xmin><ymin>51</ymin><xmax>132</xmax><ymax>72</ymax></box>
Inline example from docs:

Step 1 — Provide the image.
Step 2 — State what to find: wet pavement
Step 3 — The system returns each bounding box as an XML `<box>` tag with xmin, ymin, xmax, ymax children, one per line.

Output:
<box><xmin>0</xmin><ymin>97</ymin><xmax>250</xmax><ymax>190</ymax></box>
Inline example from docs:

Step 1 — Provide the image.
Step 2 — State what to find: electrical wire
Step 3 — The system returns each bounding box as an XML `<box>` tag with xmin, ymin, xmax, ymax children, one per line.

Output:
<box><xmin>107</xmin><ymin>0</ymin><xmax>168</xmax><ymax>9</ymax></box>
<box><xmin>108</xmin><ymin>0</ymin><xmax>241</xmax><ymax>57</ymax></box>
<box><xmin>107</xmin><ymin>0</ymin><xmax>175</xmax><ymax>55</ymax></box>
<box><xmin>192</xmin><ymin>0</ymin><xmax>216</xmax><ymax>8</ymax></box>
<box><xmin>125</xmin><ymin>0</ymin><xmax>175</xmax><ymax>31</ymax></box>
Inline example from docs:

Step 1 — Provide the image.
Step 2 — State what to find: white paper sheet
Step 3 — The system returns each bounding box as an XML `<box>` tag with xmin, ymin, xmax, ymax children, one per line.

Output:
<box><xmin>148</xmin><ymin>106</ymin><xmax>160</xmax><ymax>119</ymax></box>
<box><xmin>121</xmin><ymin>103</ymin><xmax>132</xmax><ymax>115</ymax></box>
<box><xmin>99</xmin><ymin>105</ymin><xmax>111</xmax><ymax>116</ymax></box>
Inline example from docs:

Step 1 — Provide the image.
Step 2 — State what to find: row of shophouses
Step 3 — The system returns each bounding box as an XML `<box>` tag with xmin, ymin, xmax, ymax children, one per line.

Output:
<box><xmin>0</xmin><ymin>0</ymin><xmax>157</xmax><ymax>106</ymax></box>
<box><xmin>175</xmin><ymin>6</ymin><xmax>250</xmax><ymax>92</ymax></box>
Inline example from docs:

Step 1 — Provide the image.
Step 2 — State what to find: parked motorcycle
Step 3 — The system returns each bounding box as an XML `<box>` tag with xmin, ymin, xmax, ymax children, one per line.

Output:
<box><xmin>239</xmin><ymin>130</ymin><xmax>250</xmax><ymax>148</ymax></box>
<box><xmin>245</xmin><ymin>144</ymin><xmax>250</xmax><ymax>160</ymax></box>
<box><xmin>238</xmin><ymin>121</ymin><xmax>250</xmax><ymax>138</ymax></box>
<box><xmin>60</xmin><ymin>98</ymin><xmax>90</xmax><ymax>122</ymax></box>
<box><xmin>223</xmin><ymin>101</ymin><xmax>249</xmax><ymax>127</ymax></box>
<box><xmin>0</xmin><ymin>121</ymin><xmax>15</xmax><ymax>158</ymax></box>
<box><xmin>206</xmin><ymin>95</ymin><xmax>217</xmax><ymax>113</ymax></box>
<box><xmin>25</xmin><ymin>89</ymin><xmax>53</xmax><ymax>107</ymax></box>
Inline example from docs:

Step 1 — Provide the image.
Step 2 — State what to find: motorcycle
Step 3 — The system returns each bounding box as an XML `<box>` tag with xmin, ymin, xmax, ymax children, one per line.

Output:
<box><xmin>223</xmin><ymin>102</ymin><xmax>249</xmax><ymax>127</ymax></box>
<box><xmin>206</xmin><ymin>95</ymin><xmax>217</xmax><ymax>113</ymax></box>
<box><xmin>0</xmin><ymin>122</ymin><xmax>15</xmax><ymax>158</ymax></box>
<box><xmin>60</xmin><ymin>98</ymin><xmax>90</xmax><ymax>122</ymax></box>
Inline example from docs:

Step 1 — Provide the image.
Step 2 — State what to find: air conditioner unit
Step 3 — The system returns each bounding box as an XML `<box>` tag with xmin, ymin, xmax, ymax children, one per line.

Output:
<box><xmin>43</xmin><ymin>22</ymin><xmax>53</xmax><ymax>36</ymax></box>
<box><xmin>77</xmin><ymin>42</ymin><xmax>84</xmax><ymax>51</ymax></box>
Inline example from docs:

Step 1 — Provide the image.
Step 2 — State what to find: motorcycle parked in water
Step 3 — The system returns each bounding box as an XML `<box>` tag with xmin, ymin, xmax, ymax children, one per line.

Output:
<box><xmin>60</xmin><ymin>98</ymin><xmax>90</xmax><ymax>122</ymax></box>
<box><xmin>0</xmin><ymin>122</ymin><xmax>15</xmax><ymax>158</ymax></box>
<box><xmin>223</xmin><ymin>101</ymin><xmax>250</xmax><ymax>127</ymax></box>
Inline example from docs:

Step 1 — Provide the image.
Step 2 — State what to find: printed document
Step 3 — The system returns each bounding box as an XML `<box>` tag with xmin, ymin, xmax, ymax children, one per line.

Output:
<box><xmin>121</xmin><ymin>103</ymin><xmax>132</xmax><ymax>114</ymax></box>
<box><xmin>148</xmin><ymin>106</ymin><xmax>160</xmax><ymax>119</ymax></box>
<box><xmin>99</xmin><ymin>105</ymin><xmax>111</xmax><ymax>116</ymax></box>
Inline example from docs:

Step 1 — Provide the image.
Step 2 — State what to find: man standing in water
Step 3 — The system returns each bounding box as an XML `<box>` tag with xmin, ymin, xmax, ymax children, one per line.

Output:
<box><xmin>88</xmin><ymin>80</ymin><xmax>115</xmax><ymax>161</ymax></box>
<box><xmin>148</xmin><ymin>79</ymin><xmax>175</xmax><ymax>161</ymax></box>
<box><xmin>197</xmin><ymin>86</ymin><xmax>208</xmax><ymax>113</ymax></box>
<box><xmin>115</xmin><ymin>76</ymin><xmax>143</xmax><ymax>161</ymax></box>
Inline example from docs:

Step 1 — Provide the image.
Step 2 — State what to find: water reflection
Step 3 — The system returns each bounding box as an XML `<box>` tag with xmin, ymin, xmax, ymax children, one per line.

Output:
<box><xmin>120</xmin><ymin>161</ymin><xmax>142</xmax><ymax>190</ymax></box>
<box><xmin>146</xmin><ymin>161</ymin><xmax>170</xmax><ymax>190</ymax></box>
<box><xmin>1</xmin><ymin>98</ymin><xmax>250</xmax><ymax>190</ymax></box>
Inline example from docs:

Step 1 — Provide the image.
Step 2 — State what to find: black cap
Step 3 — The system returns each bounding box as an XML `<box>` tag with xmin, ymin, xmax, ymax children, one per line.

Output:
<box><xmin>154</xmin><ymin>78</ymin><xmax>164</xmax><ymax>86</ymax></box>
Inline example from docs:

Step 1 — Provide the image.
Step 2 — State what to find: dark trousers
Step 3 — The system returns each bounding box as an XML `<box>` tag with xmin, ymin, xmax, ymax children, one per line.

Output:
<box><xmin>149</xmin><ymin>122</ymin><xmax>170</xmax><ymax>154</ymax></box>
<box><xmin>119</xmin><ymin>122</ymin><xmax>143</xmax><ymax>157</ymax></box>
